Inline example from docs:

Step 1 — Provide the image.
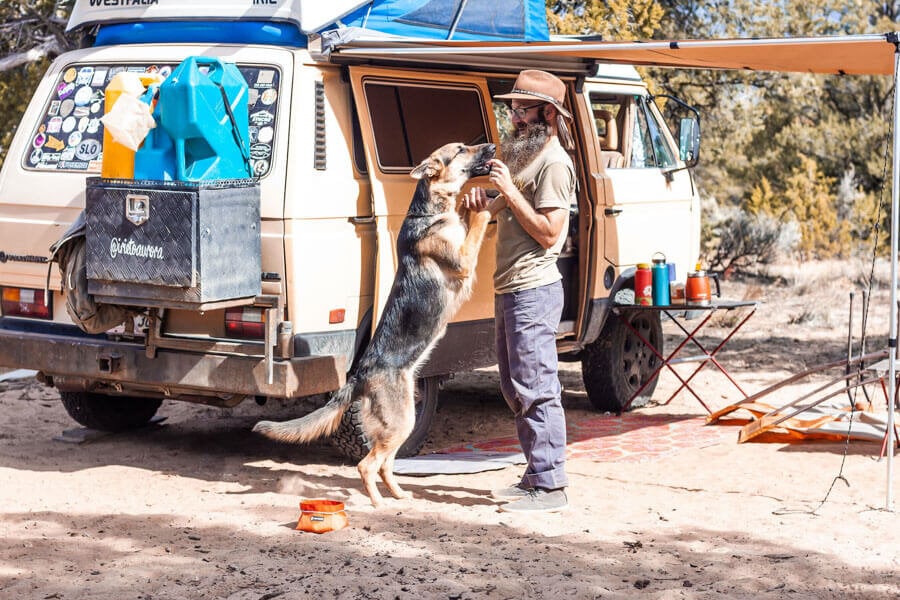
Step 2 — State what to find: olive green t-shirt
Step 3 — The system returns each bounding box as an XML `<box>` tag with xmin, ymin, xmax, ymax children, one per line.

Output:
<box><xmin>494</xmin><ymin>137</ymin><xmax>575</xmax><ymax>294</ymax></box>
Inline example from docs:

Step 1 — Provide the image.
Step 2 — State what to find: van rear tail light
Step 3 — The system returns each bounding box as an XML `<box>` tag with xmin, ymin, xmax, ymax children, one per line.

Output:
<box><xmin>224</xmin><ymin>306</ymin><xmax>265</xmax><ymax>339</ymax></box>
<box><xmin>1</xmin><ymin>287</ymin><xmax>51</xmax><ymax>319</ymax></box>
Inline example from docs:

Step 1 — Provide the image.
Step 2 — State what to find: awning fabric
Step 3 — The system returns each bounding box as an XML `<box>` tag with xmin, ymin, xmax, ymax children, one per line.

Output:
<box><xmin>328</xmin><ymin>33</ymin><xmax>900</xmax><ymax>76</ymax></box>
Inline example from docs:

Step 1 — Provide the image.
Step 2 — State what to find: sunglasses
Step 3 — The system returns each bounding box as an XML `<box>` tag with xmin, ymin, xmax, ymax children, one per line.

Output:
<box><xmin>507</xmin><ymin>103</ymin><xmax>546</xmax><ymax>119</ymax></box>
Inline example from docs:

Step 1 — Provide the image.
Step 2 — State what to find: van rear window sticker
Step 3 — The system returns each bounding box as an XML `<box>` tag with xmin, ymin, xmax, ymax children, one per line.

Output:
<box><xmin>24</xmin><ymin>62</ymin><xmax>280</xmax><ymax>176</ymax></box>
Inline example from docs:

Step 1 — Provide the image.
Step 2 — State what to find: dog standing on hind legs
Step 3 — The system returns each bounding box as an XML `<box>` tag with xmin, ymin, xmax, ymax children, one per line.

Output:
<box><xmin>253</xmin><ymin>142</ymin><xmax>496</xmax><ymax>507</ymax></box>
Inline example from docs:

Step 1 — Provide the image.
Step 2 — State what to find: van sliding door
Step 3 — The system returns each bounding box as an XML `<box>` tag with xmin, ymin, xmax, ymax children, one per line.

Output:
<box><xmin>347</xmin><ymin>67</ymin><xmax>500</xmax><ymax>374</ymax></box>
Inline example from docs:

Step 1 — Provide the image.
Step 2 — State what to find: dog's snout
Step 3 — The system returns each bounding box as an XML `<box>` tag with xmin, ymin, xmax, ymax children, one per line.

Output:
<box><xmin>483</xmin><ymin>143</ymin><xmax>496</xmax><ymax>158</ymax></box>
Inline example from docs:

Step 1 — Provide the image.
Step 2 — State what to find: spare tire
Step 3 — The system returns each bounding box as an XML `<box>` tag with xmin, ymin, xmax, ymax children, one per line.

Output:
<box><xmin>58</xmin><ymin>238</ymin><xmax>132</xmax><ymax>334</ymax></box>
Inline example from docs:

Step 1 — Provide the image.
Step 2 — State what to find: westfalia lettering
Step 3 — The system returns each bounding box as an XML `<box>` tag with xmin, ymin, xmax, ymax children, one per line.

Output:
<box><xmin>88</xmin><ymin>0</ymin><xmax>159</xmax><ymax>7</ymax></box>
<box><xmin>109</xmin><ymin>238</ymin><xmax>164</xmax><ymax>260</ymax></box>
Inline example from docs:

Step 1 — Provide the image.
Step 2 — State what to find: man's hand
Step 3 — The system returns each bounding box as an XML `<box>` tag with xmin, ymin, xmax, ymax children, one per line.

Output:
<box><xmin>463</xmin><ymin>186</ymin><xmax>506</xmax><ymax>216</ymax></box>
<box><xmin>487</xmin><ymin>159</ymin><xmax>518</xmax><ymax>200</ymax></box>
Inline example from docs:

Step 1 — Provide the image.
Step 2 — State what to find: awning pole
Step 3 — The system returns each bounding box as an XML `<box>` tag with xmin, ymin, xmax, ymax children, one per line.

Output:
<box><xmin>887</xmin><ymin>46</ymin><xmax>899</xmax><ymax>511</ymax></box>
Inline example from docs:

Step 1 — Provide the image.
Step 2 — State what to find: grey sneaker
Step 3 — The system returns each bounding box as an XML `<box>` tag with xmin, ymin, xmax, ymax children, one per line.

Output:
<box><xmin>490</xmin><ymin>482</ymin><xmax>532</xmax><ymax>500</ymax></box>
<box><xmin>499</xmin><ymin>488</ymin><xmax>568</xmax><ymax>513</ymax></box>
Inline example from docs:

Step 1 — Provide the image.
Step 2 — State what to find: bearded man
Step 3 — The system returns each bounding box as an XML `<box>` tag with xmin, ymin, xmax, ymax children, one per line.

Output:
<box><xmin>464</xmin><ymin>70</ymin><xmax>576</xmax><ymax>513</ymax></box>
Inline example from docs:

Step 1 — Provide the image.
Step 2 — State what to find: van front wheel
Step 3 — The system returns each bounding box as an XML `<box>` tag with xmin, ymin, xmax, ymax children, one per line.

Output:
<box><xmin>581</xmin><ymin>311</ymin><xmax>662</xmax><ymax>413</ymax></box>
<box><xmin>331</xmin><ymin>376</ymin><xmax>440</xmax><ymax>462</ymax></box>
<box><xmin>60</xmin><ymin>391</ymin><xmax>162</xmax><ymax>432</ymax></box>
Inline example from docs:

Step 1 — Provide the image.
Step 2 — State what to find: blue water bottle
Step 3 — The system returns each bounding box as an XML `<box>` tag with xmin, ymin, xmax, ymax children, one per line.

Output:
<box><xmin>651</xmin><ymin>252</ymin><xmax>670</xmax><ymax>305</ymax></box>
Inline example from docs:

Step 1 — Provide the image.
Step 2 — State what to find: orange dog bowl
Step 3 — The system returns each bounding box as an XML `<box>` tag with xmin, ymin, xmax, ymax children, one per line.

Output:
<box><xmin>296</xmin><ymin>499</ymin><xmax>348</xmax><ymax>534</ymax></box>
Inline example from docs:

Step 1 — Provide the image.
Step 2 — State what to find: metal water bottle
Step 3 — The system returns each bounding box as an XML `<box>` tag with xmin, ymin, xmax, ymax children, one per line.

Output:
<box><xmin>634</xmin><ymin>263</ymin><xmax>652</xmax><ymax>305</ymax></box>
<box><xmin>651</xmin><ymin>253</ymin><xmax>670</xmax><ymax>305</ymax></box>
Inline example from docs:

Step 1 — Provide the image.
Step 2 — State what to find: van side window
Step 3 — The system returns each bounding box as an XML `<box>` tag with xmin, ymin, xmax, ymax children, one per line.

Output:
<box><xmin>589</xmin><ymin>93</ymin><xmax>624</xmax><ymax>169</ymax></box>
<box><xmin>631</xmin><ymin>95</ymin><xmax>676</xmax><ymax>169</ymax></box>
<box><xmin>363</xmin><ymin>81</ymin><xmax>487</xmax><ymax>170</ymax></box>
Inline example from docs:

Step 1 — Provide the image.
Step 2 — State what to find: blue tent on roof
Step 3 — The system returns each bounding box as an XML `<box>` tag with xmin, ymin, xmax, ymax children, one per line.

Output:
<box><xmin>327</xmin><ymin>0</ymin><xmax>549</xmax><ymax>42</ymax></box>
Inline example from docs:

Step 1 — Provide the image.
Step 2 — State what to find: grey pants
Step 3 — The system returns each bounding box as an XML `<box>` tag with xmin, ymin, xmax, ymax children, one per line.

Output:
<box><xmin>495</xmin><ymin>280</ymin><xmax>568</xmax><ymax>490</ymax></box>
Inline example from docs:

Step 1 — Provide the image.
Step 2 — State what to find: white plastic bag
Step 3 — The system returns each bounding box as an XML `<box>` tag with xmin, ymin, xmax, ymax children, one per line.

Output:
<box><xmin>100</xmin><ymin>92</ymin><xmax>156</xmax><ymax>151</ymax></box>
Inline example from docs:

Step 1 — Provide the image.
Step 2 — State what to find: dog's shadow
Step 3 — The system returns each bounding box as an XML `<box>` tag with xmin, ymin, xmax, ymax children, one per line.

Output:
<box><xmin>238</xmin><ymin>461</ymin><xmax>500</xmax><ymax>508</ymax></box>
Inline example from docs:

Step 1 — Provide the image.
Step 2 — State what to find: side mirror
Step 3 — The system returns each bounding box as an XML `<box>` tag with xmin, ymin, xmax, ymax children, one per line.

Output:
<box><xmin>679</xmin><ymin>116</ymin><xmax>700</xmax><ymax>167</ymax></box>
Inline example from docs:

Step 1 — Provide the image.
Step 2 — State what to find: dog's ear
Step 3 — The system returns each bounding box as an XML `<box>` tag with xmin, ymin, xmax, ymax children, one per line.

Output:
<box><xmin>410</xmin><ymin>156</ymin><xmax>443</xmax><ymax>180</ymax></box>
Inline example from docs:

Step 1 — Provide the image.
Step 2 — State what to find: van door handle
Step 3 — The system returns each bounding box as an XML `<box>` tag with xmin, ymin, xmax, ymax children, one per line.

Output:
<box><xmin>604</xmin><ymin>207</ymin><xmax>623</xmax><ymax>216</ymax></box>
<box><xmin>349</xmin><ymin>215</ymin><xmax>375</xmax><ymax>225</ymax></box>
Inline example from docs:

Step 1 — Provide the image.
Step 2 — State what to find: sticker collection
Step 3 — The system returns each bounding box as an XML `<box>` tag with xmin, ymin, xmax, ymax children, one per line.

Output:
<box><xmin>28</xmin><ymin>63</ymin><xmax>280</xmax><ymax>178</ymax></box>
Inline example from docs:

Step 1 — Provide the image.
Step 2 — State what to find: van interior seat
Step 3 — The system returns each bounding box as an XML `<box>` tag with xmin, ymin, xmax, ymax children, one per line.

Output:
<box><xmin>600</xmin><ymin>151</ymin><xmax>625</xmax><ymax>169</ymax></box>
<box><xmin>596</xmin><ymin>109</ymin><xmax>619</xmax><ymax>151</ymax></box>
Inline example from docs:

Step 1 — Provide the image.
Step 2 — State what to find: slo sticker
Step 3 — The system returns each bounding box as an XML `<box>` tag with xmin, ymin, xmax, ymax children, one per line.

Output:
<box><xmin>76</xmin><ymin>138</ymin><xmax>101</xmax><ymax>161</ymax></box>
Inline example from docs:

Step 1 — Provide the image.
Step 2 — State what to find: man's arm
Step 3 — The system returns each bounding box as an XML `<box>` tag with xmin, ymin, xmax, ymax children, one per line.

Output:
<box><xmin>488</xmin><ymin>158</ymin><xmax>568</xmax><ymax>249</ymax></box>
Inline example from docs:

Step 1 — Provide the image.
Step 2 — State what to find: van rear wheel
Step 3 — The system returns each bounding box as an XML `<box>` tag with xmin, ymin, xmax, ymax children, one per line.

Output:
<box><xmin>60</xmin><ymin>391</ymin><xmax>162</xmax><ymax>432</ymax></box>
<box><xmin>581</xmin><ymin>311</ymin><xmax>663</xmax><ymax>413</ymax></box>
<box><xmin>331</xmin><ymin>376</ymin><xmax>440</xmax><ymax>462</ymax></box>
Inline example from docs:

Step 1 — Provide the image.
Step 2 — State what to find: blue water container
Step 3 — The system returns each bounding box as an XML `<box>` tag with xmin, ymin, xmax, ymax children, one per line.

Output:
<box><xmin>153</xmin><ymin>57</ymin><xmax>252</xmax><ymax>181</ymax></box>
<box><xmin>134</xmin><ymin>85</ymin><xmax>177</xmax><ymax>180</ymax></box>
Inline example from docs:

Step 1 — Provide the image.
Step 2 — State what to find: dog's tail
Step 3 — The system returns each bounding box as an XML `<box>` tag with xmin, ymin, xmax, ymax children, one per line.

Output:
<box><xmin>252</xmin><ymin>381</ymin><xmax>355</xmax><ymax>444</ymax></box>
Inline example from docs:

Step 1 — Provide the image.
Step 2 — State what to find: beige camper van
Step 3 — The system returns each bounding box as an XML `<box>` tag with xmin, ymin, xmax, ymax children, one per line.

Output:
<box><xmin>0</xmin><ymin>1</ymin><xmax>701</xmax><ymax>459</ymax></box>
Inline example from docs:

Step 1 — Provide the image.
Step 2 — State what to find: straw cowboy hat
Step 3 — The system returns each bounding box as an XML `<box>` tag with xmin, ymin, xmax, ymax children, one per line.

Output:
<box><xmin>494</xmin><ymin>69</ymin><xmax>572</xmax><ymax>119</ymax></box>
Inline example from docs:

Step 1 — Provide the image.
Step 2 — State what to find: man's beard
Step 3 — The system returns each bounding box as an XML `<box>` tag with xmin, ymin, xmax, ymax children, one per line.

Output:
<box><xmin>501</xmin><ymin>121</ymin><xmax>550</xmax><ymax>178</ymax></box>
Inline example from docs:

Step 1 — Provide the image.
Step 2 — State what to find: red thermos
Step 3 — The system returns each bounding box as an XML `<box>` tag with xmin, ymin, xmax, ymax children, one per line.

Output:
<box><xmin>634</xmin><ymin>263</ymin><xmax>652</xmax><ymax>305</ymax></box>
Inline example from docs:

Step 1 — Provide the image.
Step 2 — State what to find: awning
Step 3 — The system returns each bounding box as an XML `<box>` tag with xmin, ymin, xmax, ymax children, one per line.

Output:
<box><xmin>326</xmin><ymin>33</ymin><xmax>900</xmax><ymax>76</ymax></box>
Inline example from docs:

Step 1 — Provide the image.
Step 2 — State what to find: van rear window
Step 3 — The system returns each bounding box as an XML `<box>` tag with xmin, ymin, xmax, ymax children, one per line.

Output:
<box><xmin>24</xmin><ymin>63</ymin><xmax>281</xmax><ymax>178</ymax></box>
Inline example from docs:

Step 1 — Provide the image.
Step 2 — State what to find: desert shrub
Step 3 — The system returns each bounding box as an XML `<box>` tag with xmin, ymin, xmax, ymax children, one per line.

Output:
<box><xmin>702</xmin><ymin>200</ymin><xmax>800</xmax><ymax>275</ymax></box>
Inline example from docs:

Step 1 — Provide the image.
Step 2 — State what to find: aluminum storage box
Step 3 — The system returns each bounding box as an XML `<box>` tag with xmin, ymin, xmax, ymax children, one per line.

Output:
<box><xmin>85</xmin><ymin>177</ymin><xmax>261</xmax><ymax>309</ymax></box>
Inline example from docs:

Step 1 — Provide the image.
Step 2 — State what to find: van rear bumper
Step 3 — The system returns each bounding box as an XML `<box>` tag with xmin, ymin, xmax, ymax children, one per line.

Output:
<box><xmin>0</xmin><ymin>325</ymin><xmax>346</xmax><ymax>398</ymax></box>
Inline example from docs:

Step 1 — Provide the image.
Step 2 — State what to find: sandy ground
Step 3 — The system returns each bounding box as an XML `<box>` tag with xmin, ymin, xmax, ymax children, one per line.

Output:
<box><xmin>1</xmin><ymin>268</ymin><xmax>899</xmax><ymax>599</ymax></box>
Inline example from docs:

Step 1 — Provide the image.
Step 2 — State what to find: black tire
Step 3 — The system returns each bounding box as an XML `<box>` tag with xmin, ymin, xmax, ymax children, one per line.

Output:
<box><xmin>60</xmin><ymin>391</ymin><xmax>162</xmax><ymax>432</ymax></box>
<box><xmin>331</xmin><ymin>376</ymin><xmax>440</xmax><ymax>462</ymax></box>
<box><xmin>581</xmin><ymin>311</ymin><xmax>663</xmax><ymax>413</ymax></box>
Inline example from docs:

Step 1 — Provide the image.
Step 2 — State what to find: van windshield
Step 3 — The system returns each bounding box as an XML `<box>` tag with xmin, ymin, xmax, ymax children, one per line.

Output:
<box><xmin>23</xmin><ymin>63</ymin><xmax>281</xmax><ymax>178</ymax></box>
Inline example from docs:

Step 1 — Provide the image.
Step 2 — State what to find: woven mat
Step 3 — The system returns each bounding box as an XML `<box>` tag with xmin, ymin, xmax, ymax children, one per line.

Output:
<box><xmin>439</xmin><ymin>412</ymin><xmax>734</xmax><ymax>463</ymax></box>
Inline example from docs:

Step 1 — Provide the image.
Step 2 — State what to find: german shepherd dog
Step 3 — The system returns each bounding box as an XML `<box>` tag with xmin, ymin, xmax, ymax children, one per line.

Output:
<box><xmin>253</xmin><ymin>142</ymin><xmax>496</xmax><ymax>506</ymax></box>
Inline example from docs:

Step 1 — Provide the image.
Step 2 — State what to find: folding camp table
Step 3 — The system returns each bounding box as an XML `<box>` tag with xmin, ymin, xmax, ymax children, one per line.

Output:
<box><xmin>612</xmin><ymin>299</ymin><xmax>758</xmax><ymax>413</ymax></box>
